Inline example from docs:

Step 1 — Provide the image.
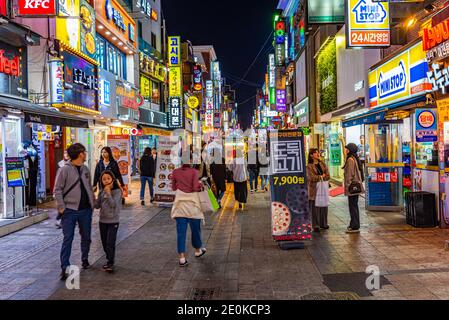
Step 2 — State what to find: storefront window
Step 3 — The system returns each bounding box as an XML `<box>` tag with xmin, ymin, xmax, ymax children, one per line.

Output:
<box><xmin>151</xmin><ymin>80</ymin><xmax>160</xmax><ymax>104</ymax></box>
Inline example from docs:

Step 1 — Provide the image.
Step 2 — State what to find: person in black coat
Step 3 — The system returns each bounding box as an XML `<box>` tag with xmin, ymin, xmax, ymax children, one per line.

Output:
<box><xmin>139</xmin><ymin>147</ymin><xmax>157</xmax><ymax>205</ymax></box>
<box><xmin>210</xmin><ymin>148</ymin><xmax>227</xmax><ymax>207</ymax></box>
<box><xmin>93</xmin><ymin>147</ymin><xmax>125</xmax><ymax>203</ymax></box>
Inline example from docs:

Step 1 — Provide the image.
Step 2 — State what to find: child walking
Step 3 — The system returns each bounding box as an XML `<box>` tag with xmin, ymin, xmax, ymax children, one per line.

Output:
<box><xmin>95</xmin><ymin>170</ymin><xmax>122</xmax><ymax>272</ymax></box>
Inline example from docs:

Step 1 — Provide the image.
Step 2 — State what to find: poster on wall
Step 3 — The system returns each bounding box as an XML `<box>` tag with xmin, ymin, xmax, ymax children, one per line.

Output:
<box><xmin>80</xmin><ymin>0</ymin><xmax>96</xmax><ymax>60</ymax></box>
<box><xmin>5</xmin><ymin>157</ymin><xmax>26</xmax><ymax>188</ymax></box>
<box><xmin>268</xmin><ymin>129</ymin><xmax>311</xmax><ymax>241</ymax></box>
<box><xmin>154</xmin><ymin>136</ymin><xmax>179</xmax><ymax>204</ymax></box>
<box><xmin>416</xmin><ymin>109</ymin><xmax>437</xmax><ymax>142</ymax></box>
<box><xmin>107</xmin><ymin>135</ymin><xmax>130</xmax><ymax>197</ymax></box>
<box><xmin>329</xmin><ymin>133</ymin><xmax>342</xmax><ymax>165</ymax></box>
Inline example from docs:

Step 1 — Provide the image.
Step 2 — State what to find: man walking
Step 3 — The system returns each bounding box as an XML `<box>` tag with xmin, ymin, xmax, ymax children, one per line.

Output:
<box><xmin>54</xmin><ymin>143</ymin><xmax>95</xmax><ymax>280</ymax></box>
<box><xmin>139</xmin><ymin>147</ymin><xmax>157</xmax><ymax>205</ymax></box>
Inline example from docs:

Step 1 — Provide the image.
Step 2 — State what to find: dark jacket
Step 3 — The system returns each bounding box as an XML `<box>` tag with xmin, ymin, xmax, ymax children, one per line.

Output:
<box><xmin>210</xmin><ymin>158</ymin><xmax>227</xmax><ymax>191</ymax></box>
<box><xmin>140</xmin><ymin>154</ymin><xmax>157</xmax><ymax>178</ymax></box>
<box><xmin>306</xmin><ymin>161</ymin><xmax>330</xmax><ymax>201</ymax></box>
<box><xmin>93</xmin><ymin>159</ymin><xmax>125</xmax><ymax>188</ymax></box>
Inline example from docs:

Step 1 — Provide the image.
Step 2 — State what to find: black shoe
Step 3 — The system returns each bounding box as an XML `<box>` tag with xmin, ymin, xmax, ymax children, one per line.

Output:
<box><xmin>179</xmin><ymin>259</ymin><xmax>188</xmax><ymax>267</ymax></box>
<box><xmin>60</xmin><ymin>269</ymin><xmax>68</xmax><ymax>281</ymax></box>
<box><xmin>141</xmin><ymin>200</ymin><xmax>145</xmax><ymax>206</ymax></box>
<box><xmin>321</xmin><ymin>226</ymin><xmax>330</xmax><ymax>230</ymax></box>
<box><xmin>150</xmin><ymin>198</ymin><xmax>154</xmax><ymax>203</ymax></box>
<box><xmin>82</xmin><ymin>260</ymin><xmax>90</xmax><ymax>269</ymax></box>
<box><xmin>238</xmin><ymin>203</ymin><xmax>242</xmax><ymax>209</ymax></box>
<box><xmin>121</xmin><ymin>198</ymin><xmax>125</xmax><ymax>205</ymax></box>
<box><xmin>102</xmin><ymin>263</ymin><xmax>114</xmax><ymax>272</ymax></box>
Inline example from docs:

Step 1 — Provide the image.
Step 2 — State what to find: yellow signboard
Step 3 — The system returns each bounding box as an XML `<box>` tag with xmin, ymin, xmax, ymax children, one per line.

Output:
<box><xmin>168</xmin><ymin>36</ymin><xmax>181</xmax><ymax>66</ymax></box>
<box><xmin>56</xmin><ymin>0</ymin><xmax>80</xmax><ymax>50</ymax></box>
<box><xmin>347</xmin><ymin>0</ymin><xmax>390</xmax><ymax>47</ymax></box>
<box><xmin>140</xmin><ymin>75</ymin><xmax>151</xmax><ymax>99</ymax></box>
<box><xmin>187</xmin><ymin>96</ymin><xmax>199</xmax><ymax>109</ymax></box>
<box><xmin>437</xmin><ymin>97</ymin><xmax>449</xmax><ymax>123</ymax></box>
<box><xmin>169</xmin><ymin>66</ymin><xmax>182</xmax><ymax>97</ymax></box>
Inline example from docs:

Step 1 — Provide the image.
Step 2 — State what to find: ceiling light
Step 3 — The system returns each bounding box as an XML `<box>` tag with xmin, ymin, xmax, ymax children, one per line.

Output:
<box><xmin>98</xmin><ymin>25</ymin><xmax>104</xmax><ymax>29</ymax></box>
<box><xmin>118</xmin><ymin>42</ymin><xmax>123</xmax><ymax>46</ymax></box>
<box><xmin>105</xmin><ymin>31</ymin><xmax>111</xmax><ymax>35</ymax></box>
<box><xmin>124</xmin><ymin>46</ymin><xmax>128</xmax><ymax>50</ymax></box>
<box><xmin>112</xmin><ymin>36</ymin><xmax>117</xmax><ymax>41</ymax></box>
<box><xmin>405</xmin><ymin>17</ymin><xmax>416</xmax><ymax>28</ymax></box>
<box><xmin>129</xmin><ymin>51</ymin><xmax>133</xmax><ymax>54</ymax></box>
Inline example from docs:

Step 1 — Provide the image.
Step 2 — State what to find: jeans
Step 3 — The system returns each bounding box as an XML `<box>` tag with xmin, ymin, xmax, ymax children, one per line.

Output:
<box><xmin>140</xmin><ymin>176</ymin><xmax>154</xmax><ymax>200</ymax></box>
<box><xmin>260</xmin><ymin>175</ymin><xmax>268</xmax><ymax>190</ymax></box>
<box><xmin>249</xmin><ymin>170</ymin><xmax>259</xmax><ymax>190</ymax></box>
<box><xmin>175</xmin><ymin>218</ymin><xmax>202</xmax><ymax>254</ymax></box>
<box><xmin>99</xmin><ymin>223</ymin><xmax>119</xmax><ymax>265</ymax></box>
<box><xmin>60</xmin><ymin>208</ymin><xmax>93</xmax><ymax>270</ymax></box>
<box><xmin>348</xmin><ymin>195</ymin><xmax>360</xmax><ymax>230</ymax></box>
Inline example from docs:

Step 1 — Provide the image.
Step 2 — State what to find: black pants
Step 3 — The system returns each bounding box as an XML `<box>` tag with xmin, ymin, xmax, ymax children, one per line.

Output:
<box><xmin>99</xmin><ymin>223</ymin><xmax>119</xmax><ymax>265</ymax></box>
<box><xmin>348</xmin><ymin>195</ymin><xmax>360</xmax><ymax>230</ymax></box>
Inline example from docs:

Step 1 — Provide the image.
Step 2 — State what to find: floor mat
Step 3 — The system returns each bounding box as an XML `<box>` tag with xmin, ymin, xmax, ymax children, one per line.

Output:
<box><xmin>322</xmin><ymin>272</ymin><xmax>391</xmax><ymax>297</ymax></box>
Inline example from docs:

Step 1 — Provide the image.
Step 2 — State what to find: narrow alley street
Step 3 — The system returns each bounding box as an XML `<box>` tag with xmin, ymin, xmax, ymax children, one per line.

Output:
<box><xmin>2</xmin><ymin>182</ymin><xmax>449</xmax><ymax>300</ymax></box>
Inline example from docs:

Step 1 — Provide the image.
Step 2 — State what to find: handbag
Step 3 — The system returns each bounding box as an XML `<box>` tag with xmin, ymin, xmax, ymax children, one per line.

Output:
<box><xmin>348</xmin><ymin>162</ymin><xmax>363</xmax><ymax>195</ymax></box>
<box><xmin>198</xmin><ymin>187</ymin><xmax>219</xmax><ymax>213</ymax></box>
<box><xmin>315</xmin><ymin>179</ymin><xmax>329</xmax><ymax>207</ymax></box>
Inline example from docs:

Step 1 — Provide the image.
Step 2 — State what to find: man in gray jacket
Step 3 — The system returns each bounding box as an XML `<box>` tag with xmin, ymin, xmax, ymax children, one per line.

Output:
<box><xmin>54</xmin><ymin>143</ymin><xmax>95</xmax><ymax>280</ymax></box>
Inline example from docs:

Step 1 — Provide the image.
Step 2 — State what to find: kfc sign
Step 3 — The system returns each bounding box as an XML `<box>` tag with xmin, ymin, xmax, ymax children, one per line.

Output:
<box><xmin>18</xmin><ymin>0</ymin><xmax>56</xmax><ymax>15</ymax></box>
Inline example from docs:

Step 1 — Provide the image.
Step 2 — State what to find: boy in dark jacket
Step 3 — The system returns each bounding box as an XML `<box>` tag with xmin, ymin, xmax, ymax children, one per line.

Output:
<box><xmin>139</xmin><ymin>147</ymin><xmax>157</xmax><ymax>205</ymax></box>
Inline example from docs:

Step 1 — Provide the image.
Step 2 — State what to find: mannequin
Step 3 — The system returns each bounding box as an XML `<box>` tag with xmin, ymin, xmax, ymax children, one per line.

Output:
<box><xmin>20</xmin><ymin>141</ymin><xmax>38</xmax><ymax>207</ymax></box>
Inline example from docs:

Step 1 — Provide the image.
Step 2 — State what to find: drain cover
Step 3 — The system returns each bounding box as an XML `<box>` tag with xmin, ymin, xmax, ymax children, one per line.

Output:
<box><xmin>301</xmin><ymin>292</ymin><xmax>361</xmax><ymax>300</ymax></box>
<box><xmin>187</xmin><ymin>288</ymin><xmax>220</xmax><ymax>300</ymax></box>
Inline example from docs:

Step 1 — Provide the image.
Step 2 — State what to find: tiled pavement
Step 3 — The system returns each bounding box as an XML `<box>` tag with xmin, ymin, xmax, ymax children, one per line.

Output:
<box><xmin>2</xmin><ymin>181</ymin><xmax>449</xmax><ymax>300</ymax></box>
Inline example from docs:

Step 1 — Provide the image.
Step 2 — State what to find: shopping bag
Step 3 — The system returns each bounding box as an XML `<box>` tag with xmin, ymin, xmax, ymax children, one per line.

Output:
<box><xmin>315</xmin><ymin>180</ymin><xmax>329</xmax><ymax>207</ymax></box>
<box><xmin>207</xmin><ymin>188</ymin><xmax>220</xmax><ymax>212</ymax></box>
<box><xmin>199</xmin><ymin>188</ymin><xmax>219</xmax><ymax>213</ymax></box>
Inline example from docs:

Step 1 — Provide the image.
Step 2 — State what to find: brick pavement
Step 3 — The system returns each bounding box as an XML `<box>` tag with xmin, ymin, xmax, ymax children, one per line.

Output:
<box><xmin>2</xmin><ymin>181</ymin><xmax>449</xmax><ymax>300</ymax></box>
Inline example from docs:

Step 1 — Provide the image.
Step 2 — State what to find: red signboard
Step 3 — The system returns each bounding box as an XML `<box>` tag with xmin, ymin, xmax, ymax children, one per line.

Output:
<box><xmin>18</xmin><ymin>0</ymin><xmax>56</xmax><ymax>15</ymax></box>
<box><xmin>422</xmin><ymin>18</ymin><xmax>449</xmax><ymax>51</ymax></box>
<box><xmin>0</xmin><ymin>0</ymin><xmax>6</xmax><ymax>16</ymax></box>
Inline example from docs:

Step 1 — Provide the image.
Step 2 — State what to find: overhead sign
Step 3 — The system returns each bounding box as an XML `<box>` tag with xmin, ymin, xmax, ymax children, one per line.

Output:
<box><xmin>18</xmin><ymin>0</ymin><xmax>57</xmax><ymax>15</ymax></box>
<box><xmin>308</xmin><ymin>0</ymin><xmax>344</xmax><ymax>24</ymax></box>
<box><xmin>416</xmin><ymin>109</ymin><xmax>437</xmax><ymax>142</ymax></box>
<box><xmin>168</xmin><ymin>36</ymin><xmax>181</xmax><ymax>66</ymax></box>
<box><xmin>368</xmin><ymin>41</ymin><xmax>431</xmax><ymax>108</ymax></box>
<box><xmin>347</xmin><ymin>0</ymin><xmax>390</xmax><ymax>47</ymax></box>
<box><xmin>139</xmin><ymin>108</ymin><xmax>167</xmax><ymax>128</ymax></box>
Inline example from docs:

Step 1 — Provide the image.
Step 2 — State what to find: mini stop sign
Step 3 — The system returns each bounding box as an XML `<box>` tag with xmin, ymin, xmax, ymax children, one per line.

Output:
<box><xmin>18</xmin><ymin>0</ymin><xmax>56</xmax><ymax>15</ymax></box>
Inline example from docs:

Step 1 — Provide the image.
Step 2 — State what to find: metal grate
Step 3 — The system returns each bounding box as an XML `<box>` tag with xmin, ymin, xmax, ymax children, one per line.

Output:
<box><xmin>186</xmin><ymin>288</ymin><xmax>221</xmax><ymax>300</ymax></box>
<box><xmin>301</xmin><ymin>292</ymin><xmax>361</xmax><ymax>300</ymax></box>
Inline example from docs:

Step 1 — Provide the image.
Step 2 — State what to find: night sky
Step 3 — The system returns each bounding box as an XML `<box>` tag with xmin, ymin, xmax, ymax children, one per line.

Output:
<box><xmin>161</xmin><ymin>0</ymin><xmax>278</xmax><ymax>129</ymax></box>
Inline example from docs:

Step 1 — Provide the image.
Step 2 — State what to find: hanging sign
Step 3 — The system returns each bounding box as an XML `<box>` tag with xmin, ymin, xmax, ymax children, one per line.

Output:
<box><xmin>268</xmin><ymin>129</ymin><xmax>311</xmax><ymax>241</ymax></box>
<box><xmin>168</xmin><ymin>36</ymin><xmax>181</xmax><ymax>66</ymax></box>
<box><xmin>193</xmin><ymin>65</ymin><xmax>202</xmax><ymax>91</ymax></box>
<box><xmin>416</xmin><ymin>108</ymin><xmax>437</xmax><ymax>142</ymax></box>
<box><xmin>168</xmin><ymin>96</ymin><xmax>183</xmax><ymax>128</ymax></box>
<box><xmin>187</xmin><ymin>95</ymin><xmax>199</xmax><ymax>109</ymax></box>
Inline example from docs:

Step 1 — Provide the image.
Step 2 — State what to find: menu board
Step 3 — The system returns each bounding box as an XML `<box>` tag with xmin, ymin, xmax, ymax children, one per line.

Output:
<box><xmin>6</xmin><ymin>157</ymin><xmax>25</xmax><ymax>188</ymax></box>
<box><xmin>268</xmin><ymin>129</ymin><xmax>311</xmax><ymax>241</ymax></box>
<box><xmin>154</xmin><ymin>136</ymin><xmax>179</xmax><ymax>204</ymax></box>
<box><xmin>107</xmin><ymin>135</ymin><xmax>130</xmax><ymax>197</ymax></box>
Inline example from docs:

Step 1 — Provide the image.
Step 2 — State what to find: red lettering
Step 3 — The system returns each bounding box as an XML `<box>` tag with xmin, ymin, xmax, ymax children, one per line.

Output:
<box><xmin>0</xmin><ymin>50</ymin><xmax>20</xmax><ymax>77</ymax></box>
<box><xmin>423</xmin><ymin>19</ymin><xmax>449</xmax><ymax>51</ymax></box>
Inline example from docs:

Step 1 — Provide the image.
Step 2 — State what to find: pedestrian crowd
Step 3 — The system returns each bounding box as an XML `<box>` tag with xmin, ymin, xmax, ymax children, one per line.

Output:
<box><xmin>54</xmin><ymin>141</ymin><xmax>364</xmax><ymax>279</ymax></box>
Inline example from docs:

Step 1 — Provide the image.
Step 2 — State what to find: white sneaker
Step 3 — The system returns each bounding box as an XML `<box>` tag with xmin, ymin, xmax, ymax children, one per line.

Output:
<box><xmin>55</xmin><ymin>220</ymin><xmax>62</xmax><ymax>229</ymax></box>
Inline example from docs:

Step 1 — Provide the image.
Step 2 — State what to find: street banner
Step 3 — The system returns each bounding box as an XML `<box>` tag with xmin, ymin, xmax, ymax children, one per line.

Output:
<box><xmin>5</xmin><ymin>157</ymin><xmax>25</xmax><ymax>188</ymax></box>
<box><xmin>154</xmin><ymin>135</ymin><xmax>178</xmax><ymax>204</ymax></box>
<box><xmin>107</xmin><ymin>135</ymin><xmax>130</xmax><ymax>197</ymax></box>
<box><xmin>268</xmin><ymin>129</ymin><xmax>312</xmax><ymax>241</ymax></box>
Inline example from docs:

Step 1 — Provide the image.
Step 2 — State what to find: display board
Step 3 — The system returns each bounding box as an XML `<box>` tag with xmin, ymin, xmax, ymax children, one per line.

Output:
<box><xmin>154</xmin><ymin>135</ymin><xmax>179</xmax><ymax>204</ymax></box>
<box><xmin>6</xmin><ymin>157</ymin><xmax>25</xmax><ymax>188</ymax></box>
<box><xmin>268</xmin><ymin>129</ymin><xmax>311</xmax><ymax>241</ymax></box>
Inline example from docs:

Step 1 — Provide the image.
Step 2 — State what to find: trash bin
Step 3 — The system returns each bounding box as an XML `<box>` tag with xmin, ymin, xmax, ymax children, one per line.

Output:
<box><xmin>405</xmin><ymin>192</ymin><xmax>437</xmax><ymax>228</ymax></box>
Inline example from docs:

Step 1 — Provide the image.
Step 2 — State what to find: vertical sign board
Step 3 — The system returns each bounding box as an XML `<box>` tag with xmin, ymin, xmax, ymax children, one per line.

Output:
<box><xmin>346</xmin><ymin>0</ymin><xmax>390</xmax><ymax>47</ymax></box>
<box><xmin>107</xmin><ymin>135</ymin><xmax>130</xmax><ymax>197</ymax></box>
<box><xmin>416</xmin><ymin>109</ymin><xmax>438</xmax><ymax>142</ymax></box>
<box><xmin>168</xmin><ymin>97</ymin><xmax>183</xmax><ymax>129</ymax></box>
<box><xmin>268</xmin><ymin>129</ymin><xmax>312</xmax><ymax>241</ymax></box>
<box><xmin>5</xmin><ymin>157</ymin><xmax>25</xmax><ymax>188</ymax></box>
<box><xmin>168</xmin><ymin>36</ymin><xmax>181</xmax><ymax>66</ymax></box>
<box><xmin>154</xmin><ymin>136</ymin><xmax>178</xmax><ymax>204</ymax></box>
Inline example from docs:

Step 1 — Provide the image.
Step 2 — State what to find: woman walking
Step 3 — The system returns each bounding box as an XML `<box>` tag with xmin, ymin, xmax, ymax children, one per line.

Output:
<box><xmin>306</xmin><ymin>148</ymin><xmax>330</xmax><ymax>232</ymax></box>
<box><xmin>171</xmin><ymin>162</ymin><xmax>206</xmax><ymax>267</ymax></box>
<box><xmin>228</xmin><ymin>156</ymin><xmax>248</xmax><ymax>210</ymax></box>
<box><xmin>209</xmin><ymin>148</ymin><xmax>227</xmax><ymax>208</ymax></box>
<box><xmin>94</xmin><ymin>170</ymin><xmax>122</xmax><ymax>272</ymax></box>
<box><xmin>93</xmin><ymin>147</ymin><xmax>125</xmax><ymax>204</ymax></box>
<box><xmin>343</xmin><ymin>143</ymin><xmax>365</xmax><ymax>234</ymax></box>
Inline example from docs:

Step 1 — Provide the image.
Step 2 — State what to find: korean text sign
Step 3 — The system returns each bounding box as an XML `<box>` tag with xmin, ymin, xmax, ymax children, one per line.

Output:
<box><xmin>168</xmin><ymin>36</ymin><xmax>181</xmax><ymax>66</ymax></box>
<box><xmin>268</xmin><ymin>129</ymin><xmax>311</xmax><ymax>241</ymax></box>
<box><xmin>347</xmin><ymin>0</ymin><xmax>390</xmax><ymax>47</ymax></box>
<box><xmin>416</xmin><ymin>108</ymin><xmax>437</xmax><ymax>142</ymax></box>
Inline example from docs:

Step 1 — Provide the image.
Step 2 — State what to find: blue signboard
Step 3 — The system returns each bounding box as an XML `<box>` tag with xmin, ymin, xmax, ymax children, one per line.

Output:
<box><xmin>416</xmin><ymin>108</ymin><xmax>437</xmax><ymax>142</ymax></box>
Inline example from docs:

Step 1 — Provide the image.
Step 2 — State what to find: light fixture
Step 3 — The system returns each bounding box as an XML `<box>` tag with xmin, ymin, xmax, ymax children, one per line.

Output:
<box><xmin>25</xmin><ymin>34</ymin><xmax>35</xmax><ymax>45</ymax></box>
<box><xmin>118</xmin><ymin>42</ymin><xmax>123</xmax><ymax>46</ymax></box>
<box><xmin>405</xmin><ymin>17</ymin><xmax>417</xmax><ymax>28</ymax></box>
<box><xmin>112</xmin><ymin>36</ymin><xmax>117</xmax><ymax>41</ymax></box>
<box><xmin>128</xmin><ymin>51</ymin><xmax>133</xmax><ymax>54</ymax></box>
<box><xmin>124</xmin><ymin>46</ymin><xmax>128</xmax><ymax>50</ymax></box>
<box><xmin>105</xmin><ymin>31</ymin><xmax>111</xmax><ymax>35</ymax></box>
<box><xmin>98</xmin><ymin>25</ymin><xmax>104</xmax><ymax>29</ymax></box>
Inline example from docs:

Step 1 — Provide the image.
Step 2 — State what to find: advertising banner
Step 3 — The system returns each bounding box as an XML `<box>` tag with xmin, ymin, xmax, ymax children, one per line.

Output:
<box><xmin>57</xmin><ymin>0</ymin><xmax>80</xmax><ymax>50</ymax></box>
<box><xmin>416</xmin><ymin>108</ymin><xmax>438</xmax><ymax>142</ymax></box>
<box><xmin>154</xmin><ymin>136</ymin><xmax>178</xmax><ymax>204</ymax></box>
<box><xmin>276</xmin><ymin>89</ymin><xmax>287</xmax><ymax>112</ymax></box>
<box><xmin>80</xmin><ymin>0</ymin><xmax>96</xmax><ymax>60</ymax></box>
<box><xmin>347</xmin><ymin>0</ymin><xmax>390</xmax><ymax>47</ymax></box>
<box><xmin>317</xmin><ymin>38</ymin><xmax>337</xmax><ymax>115</ymax></box>
<box><xmin>107</xmin><ymin>135</ymin><xmax>130</xmax><ymax>197</ymax></box>
<box><xmin>5</xmin><ymin>157</ymin><xmax>26</xmax><ymax>188</ymax></box>
<box><xmin>330</xmin><ymin>133</ymin><xmax>342</xmax><ymax>165</ymax></box>
<box><xmin>63</xmin><ymin>51</ymin><xmax>98</xmax><ymax>110</ymax></box>
<box><xmin>437</xmin><ymin>97</ymin><xmax>449</xmax><ymax>122</ymax></box>
<box><xmin>308</xmin><ymin>0</ymin><xmax>344</xmax><ymax>24</ymax></box>
<box><xmin>368</xmin><ymin>41</ymin><xmax>431</xmax><ymax>108</ymax></box>
<box><xmin>268</xmin><ymin>129</ymin><xmax>311</xmax><ymax>241</ymax></box>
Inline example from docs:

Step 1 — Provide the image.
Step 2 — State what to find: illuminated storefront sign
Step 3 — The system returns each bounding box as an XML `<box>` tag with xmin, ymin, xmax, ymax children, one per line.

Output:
<box><xmin>80</xmin><ymin>0</ymin><xmax>96</xmax><ymax>59</ymax></box>
<box><xmin>187</xmin><ymin>96</ymin><xmax>199</xmax><ymax>109</ymax></box>
<box><xmin>0</xmin><ymin>50</ymin><xmax>21</xmax><ymax>77</ymax></box>
<box><xmin>168</xmin><ymin>96</ymin><xmax>183</xmax><ymax>128</ymax></box>
<box><xmin>63</xmin><ymin>51</ymin><xmax>98</xmax><ymax>110</ymax></box>
<box><xmin>18</xmin><ymin>0</ymin><xmax>57</xmax><ymax>15</ymax></box>
<box><xmin>139</xmin><ymin>52</ymin><xmax>165</xmax><ymax>82</ymax></box>
<box><xmin>57</xmin><ymin>0</ymin><xmax>80</xmax><ymax>50</ymax></box>
<box><xmin>168</xmin><ymin>36</ymin><xmax>180</xmax><ymax>66</ymax></box>
<box><xmin>193</xmin><ymin>65</ymin><xmax>202</xmax><ymax>91</ymax></box>
<box><xmin>347</xmin><ymin>0</ymin><xmax>390</xmax><ymax>47</ymax></box>
<box><xmin>269</xmin><ymin>54</ymin><xmax>275</xmax><ymax>88</ymax></box>
<box><xmin>116</xmin><ymin>81</ymin><xmax>142</xmax><ymax>110</ymax></box>
<box><xmin>169</xmin><ymin>66</ymin><xmax>181</xmax><ymax>97</ymax></box>
<box><xmin>368</xmin><ymin>41</ymin><xmax>432</xmax><ymax>108</ymax></box>
<box><xmin>276</xmin><ymin>89</ymin><xmax>286</xmax><ymax>112</ymax></box>
<box><xmin>101</xmin><ymin>79</ymin><xmax>110</xmax><ymax>106</ymax></box>
<box><xmin>49</xmin><ymin>59</ymin><xmax>64</xmax><ymax>104</ymax></box>
<box><xmin>206</xmin><ymin>80</ymin><xmax>213</xmax><ymax>98</ymax></box>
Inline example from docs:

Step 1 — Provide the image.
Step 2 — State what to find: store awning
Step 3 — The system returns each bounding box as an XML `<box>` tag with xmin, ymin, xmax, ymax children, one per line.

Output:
<box><xmin>342</xmin><ymin>95</ymin><xmax>427</xmax><ymax>128</ymax></box>
<box><xmin>0</xmin><ymin>95</ymin><xmax>88</xmax><ymax>128</ymax></box>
